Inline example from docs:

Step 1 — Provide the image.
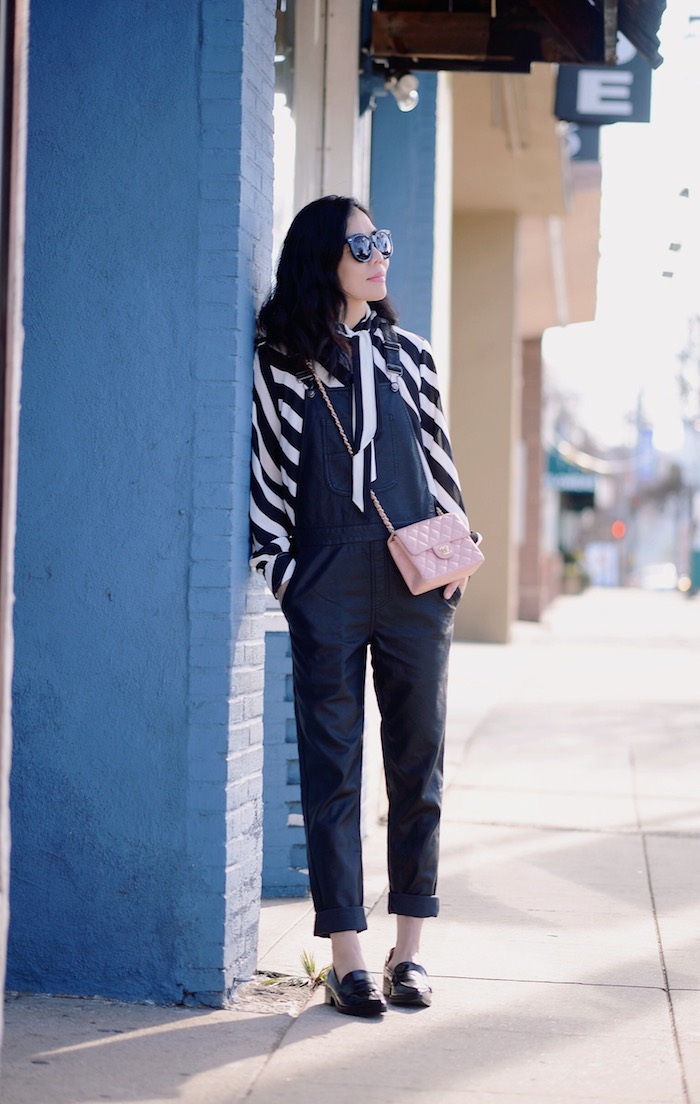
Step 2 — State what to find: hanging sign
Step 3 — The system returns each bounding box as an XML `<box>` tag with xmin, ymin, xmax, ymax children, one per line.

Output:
<box><xmin>566</xmin><ymin>123</ymin><xmax>600</xmax><ymax>163</ymax></box>
<box><xmin>555</xmin><ymin>36</ymin><xmax>652</xmax><ymax>127</ymax></box>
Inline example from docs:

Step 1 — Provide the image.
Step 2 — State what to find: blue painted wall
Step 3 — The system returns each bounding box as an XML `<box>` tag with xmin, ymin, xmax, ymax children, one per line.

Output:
<box><xmin>8</xmin><ymin>0</ymin><xmax>275</xmax><ymax>1005</ymax></box>
<box><xmin>370</xmin><ymin>74</ymin><xmax>439</xmax><ymax>342</ymax></box>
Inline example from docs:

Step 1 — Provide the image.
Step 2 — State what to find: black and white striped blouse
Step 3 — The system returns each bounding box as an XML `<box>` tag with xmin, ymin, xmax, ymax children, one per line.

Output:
<box><xmin>250</xmin><ymin>312</ymin><xmax>468</xmax><ymax>595</ymax></box>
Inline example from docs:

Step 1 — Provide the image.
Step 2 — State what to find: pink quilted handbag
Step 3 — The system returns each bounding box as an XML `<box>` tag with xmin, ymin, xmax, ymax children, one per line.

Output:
<box><xmin>387</xmin><ymin>512</ymin><xmax>484</xmax><ymax>595</ymax></box>
<box><xmin>311</xmin><ymin>368</ymin><xmax>484</xmax><ymax>595</ymax></box>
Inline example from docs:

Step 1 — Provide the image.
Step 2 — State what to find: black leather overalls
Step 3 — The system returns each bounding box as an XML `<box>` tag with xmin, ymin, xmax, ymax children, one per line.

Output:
<box><xmin>281</xmin><ymin>360</ymin><xmax>457</xmax><ymax>937</ymax></box>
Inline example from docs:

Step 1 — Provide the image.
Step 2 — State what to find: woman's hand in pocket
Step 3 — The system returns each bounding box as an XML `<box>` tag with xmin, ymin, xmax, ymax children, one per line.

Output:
<box><xmin>443</xmin><ymin>577</ymin><xmax>468</xmax><ymax>601</ymax></box>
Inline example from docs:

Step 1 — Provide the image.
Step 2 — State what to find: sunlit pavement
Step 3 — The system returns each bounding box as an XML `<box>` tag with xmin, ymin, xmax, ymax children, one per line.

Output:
<box><xmin>3</xmin><ymin>587</ymin><xmax>700</xmax><ymax>1103</ymax></box>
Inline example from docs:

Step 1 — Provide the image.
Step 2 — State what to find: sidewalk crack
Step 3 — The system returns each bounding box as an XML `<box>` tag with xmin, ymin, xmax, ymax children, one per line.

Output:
<box><xmin>241</xmin><ymin>987</ymin><xmax>316</xmax><ymax>1101</ymax></box>
<box><xmin>631</xmin><ymin>748</ymin><xmax>691</xmax><ymax>1104</ymax></box>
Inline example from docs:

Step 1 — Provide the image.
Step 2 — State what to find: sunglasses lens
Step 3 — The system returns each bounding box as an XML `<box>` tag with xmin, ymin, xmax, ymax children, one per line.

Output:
<box><xmin>348</xmin><ymin>235</ymin><xmax>372</xmax><ymax>262</ymax></box>
<box><xmin>375</xmin><ymin>230</ymin><xmax>392</xmax><ymax>257</ymax></box>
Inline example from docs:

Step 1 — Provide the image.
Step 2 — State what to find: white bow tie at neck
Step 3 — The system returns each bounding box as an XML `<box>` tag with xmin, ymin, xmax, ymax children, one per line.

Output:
<box><xmin>351</xmin><ymin>329</ymin><xmax>378</xmax><ymax>513</ymax></box>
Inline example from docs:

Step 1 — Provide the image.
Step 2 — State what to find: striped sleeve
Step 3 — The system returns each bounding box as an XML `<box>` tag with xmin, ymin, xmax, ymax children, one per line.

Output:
<box><xmin>249</xmin><ymin>346</ymin><xmax>305</xmax><ymax>595</ymax></box>
<box><xmin>391</xmin><ymin>328</ymin><xmax>469</xmax><ymax>528</ymax></box>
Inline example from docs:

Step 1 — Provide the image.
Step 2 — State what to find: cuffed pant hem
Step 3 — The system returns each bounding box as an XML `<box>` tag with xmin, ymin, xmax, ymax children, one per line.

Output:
<box><xmin>388</xmin><ymin>892</ymin><xmax>439</xmax><ymax>918</ymax></box>
<box><xmin>314</xmin><ymin>906</ymin><xmax>368</xmax><ymax>938</ymax></box>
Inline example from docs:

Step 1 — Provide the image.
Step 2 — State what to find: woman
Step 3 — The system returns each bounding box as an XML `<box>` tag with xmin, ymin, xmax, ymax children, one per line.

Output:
<box><xmin>250</xmin><ymin>195</ymin><xmax>474</xmax><ymax>1017</ymax></box>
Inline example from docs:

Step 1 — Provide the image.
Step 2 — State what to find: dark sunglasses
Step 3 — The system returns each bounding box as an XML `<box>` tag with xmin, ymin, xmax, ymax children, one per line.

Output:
<box><xmin>344</xmin><ymin>229</ymin><xmax>393</xmax><ymax>263</ymax></box>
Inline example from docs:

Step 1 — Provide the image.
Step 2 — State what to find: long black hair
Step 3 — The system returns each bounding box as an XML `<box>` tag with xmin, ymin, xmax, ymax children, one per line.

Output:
<box><xmin>256</xmin><ymin>195</ymin><xmax>397</xmax><ymax>375</ymax></box>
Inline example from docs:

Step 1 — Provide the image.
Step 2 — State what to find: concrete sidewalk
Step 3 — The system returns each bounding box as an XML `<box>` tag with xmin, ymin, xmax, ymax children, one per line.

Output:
<box><xmin>3</xmin><ymin>587</ymin><xmax>700</xmax><ymax>1103</ymax></box>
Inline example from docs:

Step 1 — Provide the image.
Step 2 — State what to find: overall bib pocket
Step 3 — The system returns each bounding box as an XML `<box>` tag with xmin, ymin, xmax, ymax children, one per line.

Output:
<box><xmin>321</xmin><ymin>413</ymin><xmax>398</xmax><ymax>496</ymax></box>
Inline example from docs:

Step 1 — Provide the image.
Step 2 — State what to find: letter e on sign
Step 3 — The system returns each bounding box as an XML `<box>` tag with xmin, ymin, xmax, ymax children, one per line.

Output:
<box><xmin>576</xmin><ymin>71</ymin><xmax>634</xmax><ymax>116</ymax></box>
<box><xmin>555</xmin><ymin>43</ymin><xmax>652</xmax><ymax>126</ymax></box>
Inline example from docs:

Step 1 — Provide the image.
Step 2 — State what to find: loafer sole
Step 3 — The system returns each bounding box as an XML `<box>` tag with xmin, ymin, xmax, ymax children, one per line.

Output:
<box><xmin>385</xmin><ymin>987</ymin><xmax>432</xmax><ymax>1007</ymax></box>
<box><xmin>325</xmin><ymin>991</ymin><xmax>386</xmax><ymax>1017</ymax></box>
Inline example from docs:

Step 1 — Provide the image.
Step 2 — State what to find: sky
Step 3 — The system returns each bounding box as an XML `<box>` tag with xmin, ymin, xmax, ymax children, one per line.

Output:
<box><xmin>542</xmin><ymin>1</ymin><xmax>700</xmax><ymax>452</ymax></box>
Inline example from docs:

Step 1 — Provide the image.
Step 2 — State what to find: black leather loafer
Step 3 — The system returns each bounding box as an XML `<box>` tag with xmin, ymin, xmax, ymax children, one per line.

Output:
<box><xmin>324</xmin><ymin>968</ymin><xmax>387</xmax><ymax>1017</ymax></box>
<box><xmin>383</xmin><ymin>954</ymin><xmax>433</xmax><ymax>1007</ymax></box>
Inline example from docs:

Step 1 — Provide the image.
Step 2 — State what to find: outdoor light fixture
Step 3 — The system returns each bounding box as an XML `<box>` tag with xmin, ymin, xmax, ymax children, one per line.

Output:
<box><xmin>386</xmin><ymin>71</ymin><xmax>419</xmax><ymax>112</ymax></box>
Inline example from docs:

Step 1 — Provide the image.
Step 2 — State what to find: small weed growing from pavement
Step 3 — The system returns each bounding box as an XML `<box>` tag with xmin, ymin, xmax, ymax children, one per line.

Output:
<box><xmin>300</xmin><ymin>949</ymin><xmax>330</xmax><ymax>987</ymax></box>
<box><xmin>259</xmin><ymin>950</ymin><xmax>330</xmax><ymax>990</ymax></box>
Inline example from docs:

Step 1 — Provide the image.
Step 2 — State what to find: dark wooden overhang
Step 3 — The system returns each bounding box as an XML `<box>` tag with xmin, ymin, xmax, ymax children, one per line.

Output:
<box><xmin>368</xmin><ymin>1</ymin><xmax>666</xmax><ymax>74</ymax></box>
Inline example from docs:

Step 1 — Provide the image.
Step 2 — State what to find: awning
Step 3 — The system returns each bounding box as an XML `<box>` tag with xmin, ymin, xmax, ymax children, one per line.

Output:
<box><xmin>368</xmin><ymin>1</ymin><xmax>666</xmax><ymax>74</ymax></box>
<box><xmin>618</xmin><ymin>0</ymin><xmax>666</xmax><ymax>69</ymax></box>
<box><xmin>547</xmin><ymin>449</ymin><xmax>597</xmax><ymax>493</ymax></box>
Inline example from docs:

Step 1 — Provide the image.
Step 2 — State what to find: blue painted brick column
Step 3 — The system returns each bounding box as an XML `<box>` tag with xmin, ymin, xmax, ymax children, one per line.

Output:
<box><xmin>370</xmin><ymin>74</ymin><xmax>439</xmax><ymax>341</ymax></box>
<box><xmin>9</xmin><ymin>0</ymin><xmax>275</xmax><ymax>1006</ymax></box>
<box><xmin>262</xmin><ymin>627</ymin><xmax>308</xmax><ymax>897</ymax></box>
<box><xmin>183</xmin><ymin>0</ymin><xmax>276</xmax><ymax>1004</ymax></box>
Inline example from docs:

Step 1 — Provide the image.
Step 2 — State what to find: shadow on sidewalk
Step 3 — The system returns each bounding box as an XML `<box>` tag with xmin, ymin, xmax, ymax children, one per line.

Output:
<box><xmin>2</xmin><ymin>982</ymin><xmax>313</xmax><ymax>1103</ymax></box>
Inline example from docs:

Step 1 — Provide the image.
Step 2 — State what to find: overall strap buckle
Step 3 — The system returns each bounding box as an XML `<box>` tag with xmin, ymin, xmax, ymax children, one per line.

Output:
<box><xmin>380</xmin><ymin>321</ymin><xmax>403</xmax><ymax>392</ymax></box>
<box><xmin>294</xmin><ymin>358</ymin><xmax>317</xmax><ymax>397</ymax></box>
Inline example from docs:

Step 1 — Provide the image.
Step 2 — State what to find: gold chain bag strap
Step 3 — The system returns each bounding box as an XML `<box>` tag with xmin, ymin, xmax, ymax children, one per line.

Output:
<box><xmin>308</xmin><ymin>362</ymin><xmax>484</xmax><ymax>595</ymax></box>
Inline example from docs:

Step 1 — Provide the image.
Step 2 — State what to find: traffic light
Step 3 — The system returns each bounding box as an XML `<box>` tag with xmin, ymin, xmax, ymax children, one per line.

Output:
<box><xmin>611</xmin><ymin>520</ymin><xmax>626</xmax><ymax>540</ymax></box>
